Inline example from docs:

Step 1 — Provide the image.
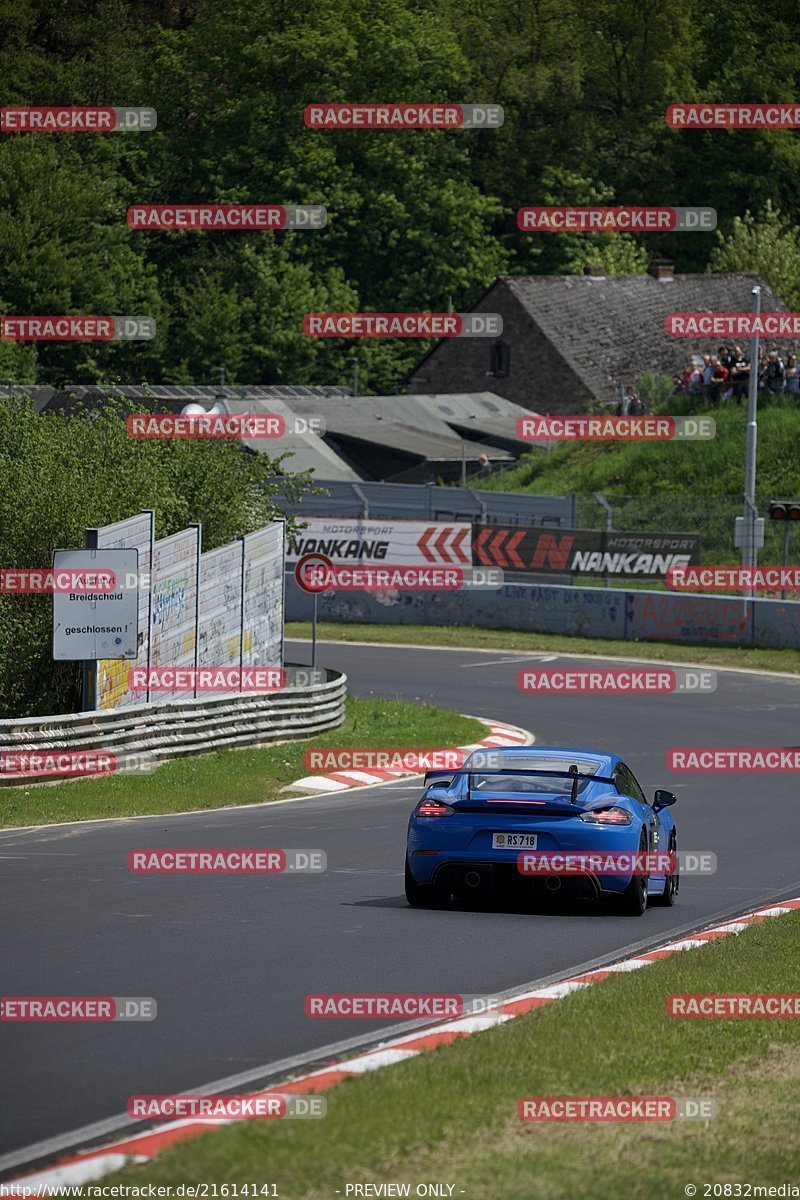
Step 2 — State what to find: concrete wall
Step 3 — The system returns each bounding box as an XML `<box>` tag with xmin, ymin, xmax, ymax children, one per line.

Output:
<box><xmin>404</xmin><ymin>281</ymin><xmax>594</xmax><ymax>414</ymax></box>
<box><xmin>285</xmin><ymin>576</ymin><xmax>800</xmax><ymax>649</ymax></box>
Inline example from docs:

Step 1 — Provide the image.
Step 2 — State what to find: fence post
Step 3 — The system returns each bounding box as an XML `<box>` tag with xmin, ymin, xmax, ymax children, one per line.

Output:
<box><xmin>190</xmin><ymin>522</ymin><xmax>202</xmax><ymax>699</ymax></box>
<box><xmin>278</xmin><ymin>519</ymin><xmax>287</xmax><ymax>669</ymax></box>
<box><xmin>142</xmin><ymin>509</ymin><xmax>155</xmax><ymax>704</ymax></box>
<box><xmin>352</xmin><ymin>482</ymin><xmax>369</xmax><ymax>519</ymax></box>
<box><xmin>238</xmin><ymin>536</ymin><xmax>246</xmax><ymax>694</ymax></box>
<box><xmin>594</xmin><ymin>492</ymin><xmax>614</xmax><ymax>589</ymax></box>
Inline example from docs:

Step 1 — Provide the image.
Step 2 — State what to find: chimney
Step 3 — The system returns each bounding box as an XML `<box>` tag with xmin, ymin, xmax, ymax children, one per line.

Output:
<box><xmin>583</xmin><ymin>264</ymin><xmax>605</xmax><ymax>278</ymax></box>
<box><xmin>647</xmin><ymin>259</ymin><xmax>675</xmax><ymax>280</ymax></box>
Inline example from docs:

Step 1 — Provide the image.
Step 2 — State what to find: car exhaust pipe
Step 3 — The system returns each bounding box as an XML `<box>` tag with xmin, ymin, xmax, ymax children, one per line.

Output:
<box><xmin>465</xmin><ymin>870</ymin><xmax>482</xmax><ymax>889</ymax></box>
<box><xmin>544</xmin><ymin>876</ymin><xmax>561</xmax><ymax>892</ymax></box>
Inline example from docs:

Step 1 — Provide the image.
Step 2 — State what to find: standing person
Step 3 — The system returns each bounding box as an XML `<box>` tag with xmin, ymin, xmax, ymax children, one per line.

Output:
<box><xmin>709</xmin><ymin>356</ymin><xmax>729</xmax><ymax>403</ymax></box>
<box><xmin>730</xmin><ymin>345</ymin><xmax>750</xmax><ymax>403</ymax></box>
<box><xmin>785</xmin><ymin>353</ymin><xmax>800</xmax><ymax>394</ymax></box>
<box><xmin>701</xmin><ymin>353</ymin><xmax>714</xmax><ymax>399</ymax></box>
<box><xmin>687</xmin><ymin>362</ymin><xmax>703</xmax><ymax>397</ymax></box>
<box><xmin>765</xmin><ymin>350</ymin><xmax>786</xmax><ymax>395</ymax></box>
<box><xmin>625</xmin><ymin>385</ymin><xmax>646</xmax><ymax>415</ymax></box>
<box><xmin>720</xmin><ymin>345</ymin><xmax>736</xmax><ymax>399</ymax></box>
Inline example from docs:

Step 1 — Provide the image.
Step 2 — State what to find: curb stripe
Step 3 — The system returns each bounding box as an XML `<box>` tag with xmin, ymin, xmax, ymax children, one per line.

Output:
<box><xmin>285</xmin><ymin>718</ymin><xmax>534</xmax><ymax>795</ymax></box>
<box><xmin>8</xmin><ymin>894</ymin><xmax>799</xmax><ymax>1189</ymax></box>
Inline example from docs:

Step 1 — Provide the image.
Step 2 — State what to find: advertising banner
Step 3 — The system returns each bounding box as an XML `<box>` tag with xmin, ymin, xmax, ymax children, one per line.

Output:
<box><xmin>473</xmin><ymin>526</ymin><xmax>701</xmax><ymax>578</ymax></box>
<box><xmin>287</xmin><ymin>517</ymin><xmax>472</xmax><ymax>566</ymax></box>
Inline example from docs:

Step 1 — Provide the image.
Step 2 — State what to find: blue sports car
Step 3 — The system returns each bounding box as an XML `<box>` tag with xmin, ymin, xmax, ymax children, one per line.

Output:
<box><xmin>405</xmin><ymin>746</ymin><xmax>678</xmax><ymax>915</ymax></box>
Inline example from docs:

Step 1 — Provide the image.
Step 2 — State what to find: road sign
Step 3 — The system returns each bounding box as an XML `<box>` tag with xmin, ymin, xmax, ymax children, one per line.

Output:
<box><xmin>734</xmin><ymin>516</ymin><xmax>765</xmax><ymax>552</ymax></box>
<box><xmin>52</xmin><ymin>549</ymin><xmax>139</xmax><ymax>661</ymax></box>
<box><xmin>294</xmin><ymin>552</ymin><xmax>334</xmax><ymax>594</ymax></box>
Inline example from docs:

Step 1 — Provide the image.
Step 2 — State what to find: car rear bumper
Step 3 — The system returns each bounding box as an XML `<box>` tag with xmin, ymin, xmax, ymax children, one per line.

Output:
<box><xmin>408</xmin><ymin>853</ymin><xmax>632</xmax><ymax>897</ymax></box>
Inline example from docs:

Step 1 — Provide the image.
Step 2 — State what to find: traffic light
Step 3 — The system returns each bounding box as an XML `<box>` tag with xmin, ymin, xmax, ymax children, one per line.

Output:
<box><xmin>768</xmin><ymin>500</ymin><xmax>800</xmax><ymax>521</ymax></box>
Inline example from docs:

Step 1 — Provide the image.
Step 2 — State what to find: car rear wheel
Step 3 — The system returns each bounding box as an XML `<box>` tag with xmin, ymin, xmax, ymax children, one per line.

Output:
<box><xmin>652</xmin><ymin>832</ymin><xmax>679</xmax><ymax>907</ymax></box>
<box><xmin>404</xmin><ymin>859</ymin><xmax>448</xmax><ymax>908</ymax></box>
<box><xmin>619</xmin><ymin>831</ymin><xmax>649</xmax><ymax>916</ymax></box>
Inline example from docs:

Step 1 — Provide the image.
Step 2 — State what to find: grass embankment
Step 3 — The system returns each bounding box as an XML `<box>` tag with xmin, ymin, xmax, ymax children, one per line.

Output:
<box><xmin>105</xmin><ymin>911</ymin><xmax>800</xmax><ymax>1197</ymax></box>
<box><xmin>482</xmin><ymin>401</ymin><xmax>800</xmax><ymax>499</ymax></box>
<box><xmin>0</xmin><ymin>698</ymin><xmax>486</xmax><ymax>828</ymax></box>
<box><xmin>286</xmin><ymin>622</ymin><xmax>800</xmax><ymax>675</ymax></box>
<box><xmin>482</xmin><ymin>401</ymin><xmax>800</xmax><ymax>584</ymax></box>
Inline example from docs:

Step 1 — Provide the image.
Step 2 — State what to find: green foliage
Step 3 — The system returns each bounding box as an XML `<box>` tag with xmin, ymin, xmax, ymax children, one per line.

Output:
<box><xmin>479</xmin><ymin>402</ymin><xmax>800</xmax><ymax>573</ymax></box>
<box><xmin>709</xmin><ymin>201</ymin><xmax>800</xmax><ymax>310</ymax></box>
<box><xmin>637</xmin><ymin>373</ymin><xmax>680</xmax><ymax>409</ymax></box>
<box><xmin>0</xmin><ymin>393</ymin><xmax>313</xmax><ymax>717</ymax></box>
<box><xmin>4</xmin><ymin>0</ymin><xmax>800</xmax><ymax>388</ymax></box>
<box><xmin>483</xmin><ymin>404</ymin><xmax>800</xmax><ymax>499</ymax></box>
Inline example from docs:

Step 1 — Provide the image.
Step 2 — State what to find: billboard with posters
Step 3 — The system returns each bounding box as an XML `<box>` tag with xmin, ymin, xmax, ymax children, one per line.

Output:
<box><xmin>92</xmin><ymin>513</ymin><xmax>284</xmax><ymax>710</ymax></box>
<box><xmin>148</xmin><ymin>527</ymin><xmax>200</xmax><ymax>703</ymax></box>
<box><xmin>287</xmin><ymin>517</ymin><xmax>472</xmax><ymax>566</ymax></box>
<box><xmin>94</xmin><ymin>511</ymin><xmax>154</xmax><ymax>711</ymax></box>
<box><xmin>242</xmin><ymin>522</ymin><xmax>285</xmax><ymax>672</ymax></box>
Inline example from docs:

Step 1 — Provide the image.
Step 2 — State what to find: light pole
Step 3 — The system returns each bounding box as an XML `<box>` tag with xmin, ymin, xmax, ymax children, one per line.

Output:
<box><xmin>742</xmin><ymin>286</ymin><xmax>761</xmax><ymax>602</ymax></box>
<box><xmin>213</xmin><ymin>365</ymin><xmax>226</xmax><ymax>400</ymax></box>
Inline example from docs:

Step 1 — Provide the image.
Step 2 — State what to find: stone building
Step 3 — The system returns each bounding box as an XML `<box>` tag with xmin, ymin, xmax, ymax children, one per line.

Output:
<box><xmin>403</xmin><ymin>264</ymin><xmax>787</xmax><ymax>412</ymax></box>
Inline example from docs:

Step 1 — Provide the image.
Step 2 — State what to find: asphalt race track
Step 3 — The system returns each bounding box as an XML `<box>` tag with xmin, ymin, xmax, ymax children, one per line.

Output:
<box><xmin>2</xmin><ymin>638</ymin><xmax>799</xmax><ymax>1169</ymax></box>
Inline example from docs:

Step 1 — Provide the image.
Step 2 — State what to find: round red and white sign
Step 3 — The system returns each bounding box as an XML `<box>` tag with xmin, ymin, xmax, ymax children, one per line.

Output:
<box><xmin>294</xmin><ymin>552</ymin><xmax>334</xmax><ymax>594</ymax></box>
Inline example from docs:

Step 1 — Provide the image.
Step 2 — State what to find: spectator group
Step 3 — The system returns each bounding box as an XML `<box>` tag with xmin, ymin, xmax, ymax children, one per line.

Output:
<box><xmin>674</xmin><ymin>346</ymin><xmax>799</xmax><ymax>401</ymax></box>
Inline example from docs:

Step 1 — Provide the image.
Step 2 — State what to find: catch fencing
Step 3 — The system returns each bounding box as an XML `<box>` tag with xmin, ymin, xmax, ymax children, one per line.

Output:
<box><xmin>284</xmin><ymin>489</ymin><xmax>800</xmax><ymax>590</ymax></box>
<box><xmin>272</xmin><ymin>479</ymin><xmax>576</xmax><ymax>527</ymax></box>
<box><xmin>574</xmin><ymin>494</ymin><xmax>797</xmax><ymax>567</ymax></box>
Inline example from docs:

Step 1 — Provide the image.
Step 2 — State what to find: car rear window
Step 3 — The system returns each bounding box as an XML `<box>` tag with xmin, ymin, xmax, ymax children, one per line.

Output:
<box><xmin>470</xmin><ymin>769</ymin><xmax>599</xmax><ymax>797</ymax></box>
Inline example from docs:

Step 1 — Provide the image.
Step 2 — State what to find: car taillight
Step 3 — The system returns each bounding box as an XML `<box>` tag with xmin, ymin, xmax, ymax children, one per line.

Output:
<box><xmin>416</xmin><ymin>798</ymin><xmax>455</xmax><ymax>817</ymax></box>
<box><xmin>579</xmin><ymin>806</ymin><xmax>632</xmax><ymax>825</ymax></box>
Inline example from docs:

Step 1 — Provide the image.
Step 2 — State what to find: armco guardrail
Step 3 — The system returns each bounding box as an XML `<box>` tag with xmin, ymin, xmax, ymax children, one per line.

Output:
<box><xmin>0</xmin><ymin>667</ymin><xmax>346</xmax><ymax>787</ymax></box>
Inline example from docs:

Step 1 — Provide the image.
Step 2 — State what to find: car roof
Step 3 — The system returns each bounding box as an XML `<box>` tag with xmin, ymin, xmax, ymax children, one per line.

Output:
<box><xmin>466</xmin><ymin>746</ymin><xmax>619</xmax><ymax>772</ymax></box>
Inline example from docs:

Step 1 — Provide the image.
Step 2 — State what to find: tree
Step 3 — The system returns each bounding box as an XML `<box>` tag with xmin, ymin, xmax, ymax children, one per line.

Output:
<box><xmin>708</xmin><ymin>201</ymin><xmax>800</xmax><ymax>309</ymax></box>
<box><xmin>0</xmin><ymin>393</ymin><xmax>313</xmax><ymax>716</ymax></box>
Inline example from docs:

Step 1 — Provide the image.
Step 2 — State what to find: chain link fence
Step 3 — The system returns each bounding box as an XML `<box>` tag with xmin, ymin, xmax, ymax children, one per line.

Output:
<box><xmin>572</xmin><ymin>493</ymin><xmax>797</xmax><ymax>589</ymax></box>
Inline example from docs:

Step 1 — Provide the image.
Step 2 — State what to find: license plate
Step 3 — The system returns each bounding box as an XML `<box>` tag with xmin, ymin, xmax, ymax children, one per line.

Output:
<box><xmin>492</xmin><ymin>833</ymin><xmax>537</xmax><ymax>849</ymax></box>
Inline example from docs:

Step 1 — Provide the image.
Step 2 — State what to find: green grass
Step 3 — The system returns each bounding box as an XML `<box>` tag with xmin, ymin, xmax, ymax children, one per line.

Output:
<box><xmin>481</xmin><ymin>402</ymin><xmax>800</xmax><ymax>498</ymax></box>
<box><xmin>103</xmin><ymin>911</ymin><xmax>800</xmax><ymax>1197</ymax></box>
<box><xmin>479</xmin><ymin>401</ymin><xmax>800</xmax><ymax>584</ymax></box>
<box><xmin>0</xmin><ymin>698</ymin><xmax>486</xmax><ymax>828</ymax></box>
<box><xmin>287</xmin><ymin>622</ymin><xmax>800</xmax><ymax>675</ymax></box>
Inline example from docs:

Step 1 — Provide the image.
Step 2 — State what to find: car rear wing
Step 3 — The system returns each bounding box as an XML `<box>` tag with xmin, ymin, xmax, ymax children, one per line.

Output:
<box><xmin>423</xmin><ymin>765</ymin><xmax>616</xmax><ymax>804</ymax></box>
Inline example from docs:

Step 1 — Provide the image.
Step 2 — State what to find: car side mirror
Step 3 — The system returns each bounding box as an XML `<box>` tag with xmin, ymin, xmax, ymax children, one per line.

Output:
<box><xmin>653</xmin><ymin>789</ymin><xmax>677</xmax><ymax>811</ymax></box>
